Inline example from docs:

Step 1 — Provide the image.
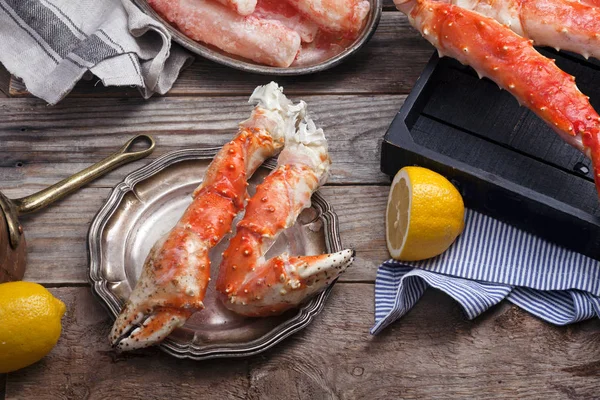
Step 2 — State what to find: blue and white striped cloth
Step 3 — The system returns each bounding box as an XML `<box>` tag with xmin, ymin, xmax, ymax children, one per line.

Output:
<box><xmin>371</xmin><ymin>209</ymin><xmax>600</xmax><ymax>335</ymax></box>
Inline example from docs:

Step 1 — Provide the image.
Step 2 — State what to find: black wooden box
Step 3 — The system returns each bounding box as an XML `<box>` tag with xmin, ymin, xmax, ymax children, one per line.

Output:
<box><xmin>381</xmin><ymin>50</ymin><xmax>600</xmax><ymax>260</ymax></box>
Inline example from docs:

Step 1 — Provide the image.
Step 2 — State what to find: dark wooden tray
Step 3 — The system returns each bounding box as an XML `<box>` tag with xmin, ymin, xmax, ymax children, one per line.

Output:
<box><xmin>381</xmin><ymin>50</ymin><xmax>600</xmax><ymax>260</ymax></box>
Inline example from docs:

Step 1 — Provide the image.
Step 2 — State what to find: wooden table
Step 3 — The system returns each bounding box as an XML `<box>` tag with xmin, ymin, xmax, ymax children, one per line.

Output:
<box><xmin>1</xmin><ymin>5</ymin><xmax>599</xmax><ymax>399</ymax></box>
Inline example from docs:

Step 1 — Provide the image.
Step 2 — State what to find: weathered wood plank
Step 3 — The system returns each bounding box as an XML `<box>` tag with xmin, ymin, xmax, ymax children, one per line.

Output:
<box><xmin>8</xmin><ymin>12</ymin><xmax>431</xmax><ymax>98</ymax></box>
<box><xmin>5</xmin><ymin>286</ymin><xmax>600</xmax><ymax>399</ymax></box>
<box><xmin>4</xmin><ymin>287</ymin><xmax>249</xmax><ymax>400</ymax></box>
<box><xmin>0</xmin><ymin>374</ymin><xmax>5</xmax><ymax>400</ymax></box>
<box><xmin>247</xmin><ymin>285</ymin><xmax>600</xmax><ymax>399</ymax></box>
<box><xmin>0</xmin><ymin>63</ymin><xmax>10</xmax><ymax>98</ymax></box>
<box><xmin>0</xmin><ymin>95</ymin><xmax>399</xmax><ymax>187</ymax></box>
<box><xmin>4</xmin><ymin>185</ymin><xmax>387</xmax><ymax>285</ymax></box>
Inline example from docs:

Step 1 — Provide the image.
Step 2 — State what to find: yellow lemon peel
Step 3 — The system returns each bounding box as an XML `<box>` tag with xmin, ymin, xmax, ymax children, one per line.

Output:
<box><xmin>386</xmin><ymin>166</ymin><xmax>465</xmax><ymax>261</ymax></box>
<box><xmin>0</xmin><ymin>281</ymin><xmax>66</xmax><ymax>373</ymax></box>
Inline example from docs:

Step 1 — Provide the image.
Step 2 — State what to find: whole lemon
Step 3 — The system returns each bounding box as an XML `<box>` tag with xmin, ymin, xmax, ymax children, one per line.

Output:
<box><xmin>0</xmin><ymin>281</ymin><xmax>66</xmax><ymax>373</ymax></box>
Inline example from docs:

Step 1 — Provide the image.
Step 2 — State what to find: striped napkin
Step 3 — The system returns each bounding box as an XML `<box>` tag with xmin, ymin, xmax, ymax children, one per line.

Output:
<box><xmin>371</xmin><ymin>209</ymin><xmax>600</xmax><ymax>335</ymax></box>
<box><xmin>0</xmin><ymin>0</ymin><xmax>193</xmax><ymax>105</ymax></box>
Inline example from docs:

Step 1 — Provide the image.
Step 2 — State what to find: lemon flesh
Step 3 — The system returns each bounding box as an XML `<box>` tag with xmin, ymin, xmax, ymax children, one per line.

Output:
<box><xmin>0</xmin><ymin>281</ymin><xmax>66</xmax><ymax>373</ymax></box>
<box><xmin>386</xmin><ymin>167</ymin><xmax>465</xmax><ymax>261</ymax></box>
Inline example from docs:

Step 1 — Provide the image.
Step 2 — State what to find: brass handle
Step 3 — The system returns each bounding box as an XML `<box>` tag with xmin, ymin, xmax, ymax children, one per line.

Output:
<box><xmin>13</xmin><ymin>135</ymin><xmax>155</xmax><ymax>216</ymax></box>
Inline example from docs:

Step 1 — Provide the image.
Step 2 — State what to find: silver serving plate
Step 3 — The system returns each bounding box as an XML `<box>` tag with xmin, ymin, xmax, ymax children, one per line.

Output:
<box><xmin>132</xmin><ymin>0</ymin><xmax>383</xmax><ymax>75</ymax></box>
<box><xmin>89</xmin><ymin>148</ymin><xmax>344</xmax><ymax>360</ymax></box>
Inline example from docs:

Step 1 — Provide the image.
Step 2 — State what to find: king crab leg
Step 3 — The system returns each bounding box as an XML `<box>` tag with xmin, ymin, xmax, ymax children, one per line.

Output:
<box><xmin>451</xmin><ymin>0</ymin><xmax>600</xmax><ymax>60</ymax></box>
<box><xmin>216</xmin><ymin>106</ymin><xmax>355</xmax><ymax>317</ymax></box>
<box><xmin>148</xmin><ymin>0</ymin><xmax>301</xmax><ymax>68</ymax></box>
<box><xmin>214</xmin><ymin>0</ymin><xmax>257</xmax><ymax>15</ymax></box>
<box><xmin>109</xmin><ymin>83</ymin><xmax>302</xmax><ymax>350</ymax></box>
<box><xmin>254</xmin><ymin>0</ymin><xmax>319</xmax><ymax>43</ymax></box>
<box><xmin>283</xmin><ymin>0</ymin><xmax>371</xmax><ymax>36</ymax></box>
<box><xmin>395</xmin><ymin>0</ymin><xmax>600</xmax><ymax>196</ymax></box>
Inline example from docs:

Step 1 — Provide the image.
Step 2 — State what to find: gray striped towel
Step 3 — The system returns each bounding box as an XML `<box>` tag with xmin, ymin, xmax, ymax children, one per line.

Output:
<box><xmin>0</xmin><ymin>0</ymin><xmax>193</xmax><ymax>104</ymax></box>
<box><xmin>372</xmin><ymin>209</ymin><xmax>600</xmax><ymax>335</ymax></box>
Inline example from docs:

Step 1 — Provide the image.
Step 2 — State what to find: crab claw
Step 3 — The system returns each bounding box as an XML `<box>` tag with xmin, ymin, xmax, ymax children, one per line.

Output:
<box><xmin>217</xmin><ymin>101</ymin><xmax>356</xmax><ymax>316</ymax></box>
<box><xmin>108</xmin><ymin>229</ymin><xmax>209</xmax><ymax>350</ymax></box>
<box><xmin>108</xmin><ymin>82</ymin><xmax>301</xmax><ymax>351</ymax></box>
<box><xmin>110</xmin><ymin>304</ymin><xmax>191</xmax><ymax>351</ymax></box>
<box><xmin>220</xmin><ymin>249</ymin><xmax>355</xmax><ymax>316</ymax></box>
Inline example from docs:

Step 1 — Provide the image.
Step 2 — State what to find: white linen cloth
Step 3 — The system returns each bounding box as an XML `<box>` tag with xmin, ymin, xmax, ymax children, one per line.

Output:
<box><xmin>0</xmin><ymin>0</ymin><xmax>193</xmax><ymax>104</ymax></box>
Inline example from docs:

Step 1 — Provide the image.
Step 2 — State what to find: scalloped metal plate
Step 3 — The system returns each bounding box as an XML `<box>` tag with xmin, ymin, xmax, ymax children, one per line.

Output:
<box><xmin>88</xmin><ymin>148</ymin><xmax>344</xmax><ymax>360</ymax></box>
<box><xmin>132</xmin><ymin>0</ymin><xmax>382</xmax><ymax>76</ymax></box>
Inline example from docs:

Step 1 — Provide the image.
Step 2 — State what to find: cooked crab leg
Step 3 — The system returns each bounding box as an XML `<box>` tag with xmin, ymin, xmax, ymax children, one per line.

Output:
<box><xmin>582</xmin><ymin>0</ymin><xmax>600</xmax><ymax>7</ymax></box>
<box><xmin>110</xmin><ymin>83</ymin><xmax>302</xmax><ymax>350</ymax></box>
<box><xmin>395</xmin><ymin>0</ymin><xmax>600</xmax><ymax>195</ymax></box>
<box><xmin>148</xmin><ymin>0</ymin><xmax>301</xmax><ymax>67</ymax></box>
<box><xmin>254</xmin><ymin>0</ymin><xmax>319</xmax><ymax>43</ymax></box>
<box><xmin>216</xmin><ymin>107</ymin><xmax>355</xmax><ymax>317</ymax></box>
<box><xmin>215</xmin><ymin>0</ymin><xmax>257</xmax><ymax>15</ymax></box>
<box><xmin>451</xmin><ymin>0</ymin><xmax>600</xmax><ymax>60</ymax></box>
<box><xmin>284</xmin><ymin>0</ymin><xmax>370</xmax><ymax>36</ymax></box>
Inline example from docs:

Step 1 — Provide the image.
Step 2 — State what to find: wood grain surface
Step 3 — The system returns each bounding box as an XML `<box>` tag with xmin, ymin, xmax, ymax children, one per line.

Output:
<box><xmin>1</xmin><ymin>2</ymin><xmax>599</xmax><ymax>398</ymax></box>
<box><xmin>0</xmin><ymin>64</ymin><xmax>9</xmax><ymax>98</ymax></box>
<box><xmin>4</xmin><ymin>286</ymin><xmax>600</xmax><ymax>400</ymax></box>
<box><xmin>0</xmin><ymin>95</ymin><xmax>399</xmax><ymax>187</ymax></box>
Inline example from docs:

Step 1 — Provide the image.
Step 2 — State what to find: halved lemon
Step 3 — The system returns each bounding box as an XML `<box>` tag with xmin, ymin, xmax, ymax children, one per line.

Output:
<box><xmin>386</xmin><ymin>166</ymin><xmax>465</xmax><ymax>261</ymax></box>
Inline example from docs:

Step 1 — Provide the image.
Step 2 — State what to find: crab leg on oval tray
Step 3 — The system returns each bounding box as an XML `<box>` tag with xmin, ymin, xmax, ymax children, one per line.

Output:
<box><xmin>214</xmin><ymin>0</ymin><xmax>257</xmax><ymax>15</ymax></box>
<box><xmin>394</xmin><ymin>0</ymin><xmax>600</xmax><ymax>197</ymax></box>
<box><xmin>109</xmin><ymin>83</ymin><xmax>303</xmax><ymax>350</ymax></box>
<box><xmin>148</xmin><ymin>0</ymin><xmax>301</xmax><ymax>67</ymax></box>
<box><xmin>254</xmin><ymin>0</ymin><xmax>319</xmax><ymax>43</ymax></box>
<box><xmin>284</xmin><ymin>0</ymin><xmax>371</xmax><ymax>36</ymax></box>
<box><xmin>216</xmin><ymin>103</ymin><xmax>355</xmax><ymax>317</ymax></box>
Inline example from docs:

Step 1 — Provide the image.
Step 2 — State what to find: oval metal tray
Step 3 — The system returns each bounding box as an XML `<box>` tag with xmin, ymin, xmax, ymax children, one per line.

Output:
<box><xmin>132</xmin><ymin>0</ymin><xmax>382</xmax><ymax>75</ymax></box>
<box><xmin>88</xmin><ymin>148</ymin><xmax>344</xmax><ymax>360</ymax></box>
